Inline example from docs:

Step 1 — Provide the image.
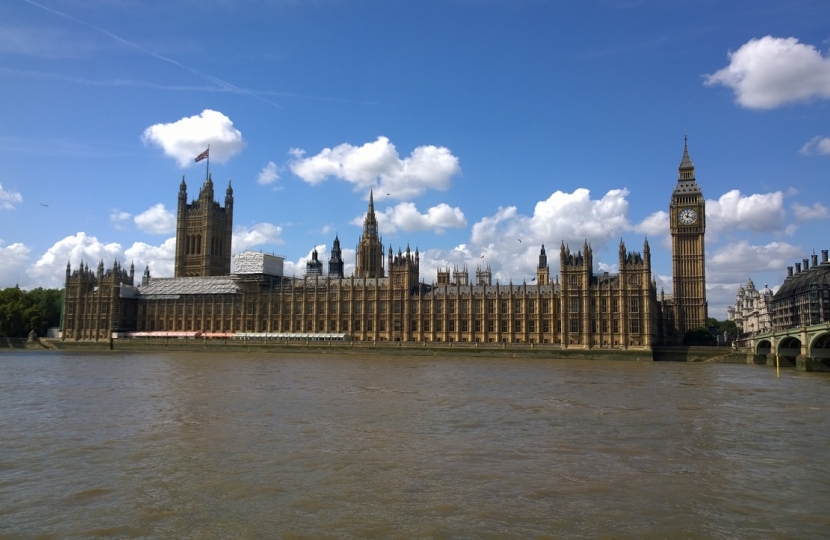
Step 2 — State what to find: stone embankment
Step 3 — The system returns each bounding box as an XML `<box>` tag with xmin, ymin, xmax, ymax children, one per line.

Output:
<box><xmin>8</xmin><ymin>338</ymin><xmax>752</xmax><ymax>363</ymax></box>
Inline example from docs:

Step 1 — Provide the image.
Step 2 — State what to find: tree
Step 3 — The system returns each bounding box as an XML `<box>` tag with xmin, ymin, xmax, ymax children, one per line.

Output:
<box><xmin>683</xmin><ymin>327</ymin><xmax>717</xmax><ymax>346</ymax></box>
<box><xmin>0</xmin><ymin>287</ymin><xmax>63</xmax><ymax>337</ymax></box>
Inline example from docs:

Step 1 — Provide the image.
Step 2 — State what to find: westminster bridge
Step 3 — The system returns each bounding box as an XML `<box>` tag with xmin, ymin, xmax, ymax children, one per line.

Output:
<box><xmin>748</xmin><ymin>322</ymin><xmax>830</xmax><ymax>372</ymax></box>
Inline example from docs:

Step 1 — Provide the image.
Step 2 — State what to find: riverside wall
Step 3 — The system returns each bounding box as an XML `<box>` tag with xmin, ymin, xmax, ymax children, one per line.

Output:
<box><xmin>4</xmin><ymin>338</ymin><xmax>753</xmax><ymax>363</ymax></box>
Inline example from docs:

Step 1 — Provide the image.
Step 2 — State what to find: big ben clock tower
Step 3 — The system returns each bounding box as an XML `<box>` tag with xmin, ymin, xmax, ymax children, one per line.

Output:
<box><xmin>669</xmin><ymin>135</ymin><xmax>708</xmax><ymax>342</ymax></box>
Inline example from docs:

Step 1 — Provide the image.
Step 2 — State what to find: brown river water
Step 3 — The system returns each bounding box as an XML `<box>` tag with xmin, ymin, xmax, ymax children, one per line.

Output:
<box><xmin>1</xmin><ymin>351</ymin><xmax>829</xmax><ymax>539</ymax></box>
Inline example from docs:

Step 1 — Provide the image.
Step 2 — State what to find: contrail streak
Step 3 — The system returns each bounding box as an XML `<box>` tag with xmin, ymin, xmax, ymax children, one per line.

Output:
<box><xmin>23</xmin><ymin>0</ymin><xmax>281</xmax><ymax>108</ymax></box>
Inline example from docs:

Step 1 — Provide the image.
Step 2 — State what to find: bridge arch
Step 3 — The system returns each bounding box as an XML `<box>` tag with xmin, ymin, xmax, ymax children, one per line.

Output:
<box><xmin>776</xmin><ymin>336</ymin><xmax>801</xmax><ymax>367</ymax></box>
<box><xmin>809</xmin><ymin>331</ymin><xmax>830</xmax><ymax>360</ymax></box>
<box><xmin>754</xmin><ymin>338</ymin><xmax>772</xmax><ymax>356</ymax></box>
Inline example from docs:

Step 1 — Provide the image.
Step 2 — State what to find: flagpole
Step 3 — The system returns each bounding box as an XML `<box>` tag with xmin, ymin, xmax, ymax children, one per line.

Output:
<box><xmin>206</xmin><ymin>144</ymin><xmax>210</xmax><ymax>181</ymax></box>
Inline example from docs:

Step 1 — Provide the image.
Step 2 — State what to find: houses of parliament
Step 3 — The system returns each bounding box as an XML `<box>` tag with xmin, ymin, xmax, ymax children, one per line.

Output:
<box><xmin>61</xmin><ymin>140</ymin><xmax>709</xmax><ymax>347</ymax></box>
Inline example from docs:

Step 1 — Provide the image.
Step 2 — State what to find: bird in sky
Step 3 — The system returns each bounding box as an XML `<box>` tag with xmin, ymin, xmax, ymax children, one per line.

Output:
<box><xmin>517</xmin><ymin>238</ymin><xmax>522</xmax><ymax>243</ymax></box>
<box><xmin>40</xmin><ymin>203</ymin><xmax>48</xmax><ymax>207</ymax></box>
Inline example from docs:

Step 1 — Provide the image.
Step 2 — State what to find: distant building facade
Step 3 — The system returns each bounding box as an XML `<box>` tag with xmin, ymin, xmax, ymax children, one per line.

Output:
<box><xmin>770</xmin><ymin>250</ymin><xmax>830</xmax><ymax>331</ymax></box>
<box><xmin>175</xmin><ymin>175</ymin><xmax>233</xmax><ymax>277</ymax></box>
<box><xmin>727</xmin><ymin>279</ymin><xmax>773</xmax><ymax>335</ymax></box>
<box><xmin>62</xmin><ymin>140</ymin><xmax>710</xmax><ymax>347</ymax></box>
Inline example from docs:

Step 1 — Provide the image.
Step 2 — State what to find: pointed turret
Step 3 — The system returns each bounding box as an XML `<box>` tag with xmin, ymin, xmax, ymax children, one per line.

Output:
<box><xmin>674</xmin><ymin>133</ymin><xmax>701</xmax><ymax>194</ymax></box>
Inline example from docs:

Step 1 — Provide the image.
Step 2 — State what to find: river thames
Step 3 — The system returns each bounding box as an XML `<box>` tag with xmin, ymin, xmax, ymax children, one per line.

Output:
<box><xmin>1</xmin><ymin>351</ymin><xmax>829</xmax><ymax>538</ymax></box>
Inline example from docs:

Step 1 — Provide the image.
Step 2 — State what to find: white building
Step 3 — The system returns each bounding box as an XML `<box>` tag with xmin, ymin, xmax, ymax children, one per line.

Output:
<box><xmin>727</xmin><ymin>279</ymin><xmax>773</xmax><ymax>336</ymax></box>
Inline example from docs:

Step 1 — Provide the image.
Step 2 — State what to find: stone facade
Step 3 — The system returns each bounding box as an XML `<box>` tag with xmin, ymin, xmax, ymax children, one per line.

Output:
<box><xmin>62</xmin><ymin>140</ymin><xmax>708</xmax><ymax>347</ymax></box>
<box><xmin>770</xmin><ymin>250</ymin><xmax>830</xmax><ymax>331</ymax></box>
<box><xmin>727</xmin><ymin>279</ymin><xmax>773</xmax><ymax>335</ymax></box>
<box><xmin>174</xmin><ymin>175</ymin><xmax>234</xmax><ymax>277</ymax></box>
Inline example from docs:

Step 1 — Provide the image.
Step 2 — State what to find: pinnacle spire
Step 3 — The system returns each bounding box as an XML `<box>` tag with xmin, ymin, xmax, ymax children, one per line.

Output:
<box><xmin>679</xmin><ymin>132</ymin><xmax>694</xmax><ymax>171</ymax></box>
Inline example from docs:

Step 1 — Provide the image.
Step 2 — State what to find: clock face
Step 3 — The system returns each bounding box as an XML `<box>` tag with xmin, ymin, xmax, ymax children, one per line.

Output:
<box><xmin>678</xmin><ymin>208</ymin><xmax>697</xmax><ymax>225</ymax></box>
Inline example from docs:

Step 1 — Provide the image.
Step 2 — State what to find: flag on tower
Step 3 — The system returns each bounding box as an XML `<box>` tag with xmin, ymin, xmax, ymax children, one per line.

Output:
<box><xmin>195</xmin><ymin>148</ymin><xmax>209</xmax><ymax>162</ymax></box>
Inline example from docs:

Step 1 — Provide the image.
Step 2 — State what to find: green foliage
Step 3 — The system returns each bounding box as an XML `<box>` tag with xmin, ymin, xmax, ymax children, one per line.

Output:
<box><xmin>683</xmin><ymin>326</ymin><xmax>717</xmax><ymax>346</ymax></box>
<box><xmin>0</xmin><ymin>287</ymin><xmax>63</xmax><ymax>338</ymax></box>
<box><xmin>718</xmin><ymin>320</ymin><xmax>739</xmax><ymax>338</ymax></box>
<box><xmin>706</xmin><ymin>317</ymin><xmax>739</xmax><ymax>338</ymax></box>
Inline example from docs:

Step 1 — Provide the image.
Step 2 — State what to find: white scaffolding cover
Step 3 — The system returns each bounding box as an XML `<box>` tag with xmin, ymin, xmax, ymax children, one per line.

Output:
<box><xmin>233</xmin><ymin>251</ymin><xmax>284</xmax><ymax>277</ymax></box>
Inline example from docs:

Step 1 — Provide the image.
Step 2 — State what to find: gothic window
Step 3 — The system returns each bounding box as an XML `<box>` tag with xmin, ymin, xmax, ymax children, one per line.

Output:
<box><xmin>488</xmin><ymin>320</ymin><xmax>494</xmax><ymax>333</ymax></box>
<box><xmin>437</xmin><ymin>301</ymin><xmax>443</xmax><ymax>315</ymax></box>
<box><xmin>528</xmin><ymin>300</ymin><xmax>535</xmax><ymax>314</ymax></box>
<box><xmin>569</xmin><ymin>319</ymin><xmax>579</xmax><ymax>333</ymax></box>
<box><xmin>542</xmin><ymin>320</ymin><xmax>550</xmax><ymax>333</ymax></box>
<box><xmin>569</xmin><ymin>298</ymin><xmax>579</xmax><ymax>313</ymax></box>
<box><xmin>629</xmin><ymin>298</ymin><xmax>639</xmax><ymax>313</ymax></box>
<box><xmin>448</xmin><ymin>320</ymin><xmax>455</xmax><ymax>332</ymax></box>
<box><xmin>630</xmin><ymin>319</ymin><xmax>640</xmax><ymax>334</ymax></box>
<box><xmin>474</xmin><ymin>320</ymin><xmax>481</xmax><ymax>332</ymax></box>
<box><xmin>612</xmin><ymin>320</ymin><xmax>619</xmax><ymax>333</ymax></box>
<box><xmin>474</xmin><ymin>300</ymin><xmax>482</xmax><ymax>314</ymax></box>
<box><xmin>488</xmin><ymin>300</ymin><xmax>495</xmax><ymax>314</ymax></box>
<box><xmin>612</xmin><ymin>299</ymin><xmax>619</xmax><ymax>313</ymax></box>
<box><xmin>500</xmin><ymin>320</ymin><xmax>508</xmax><ymax>333</ymax></box>
<box><xmin>529</xmin><ymin>320</ymin><xmax>535</xmax><ymax>333</ymax></box>
<box><xmin>500</xmin><ymin>300</ymin><xmax>507</xmax><ymax>313</ymax></box>
<box><xmin>449</xmin><ymin>301</ymin><xmax>455</xmax><ymax>314</ymax></box>
<box><xmin>393</xmin><ymin>301</ymin><xmax>401</xmax><ymax>314</ymax></box>
<box><xmin>515</xmin><ymin>320</ymin><xmax>522</xmax><ymax>332</ymax></box>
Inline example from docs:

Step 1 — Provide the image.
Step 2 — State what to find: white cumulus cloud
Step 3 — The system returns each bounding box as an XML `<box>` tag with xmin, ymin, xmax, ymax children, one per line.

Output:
<box><xmin>28</xmin><ymin>232</ymin><xmax>123</xmax><ymax>288</ymax></box>
<box><xmin>125</xmin><ymin>238</ymin><xmax>176</xmax><ymax>279</ymax></box>
<box><xmin>634</xmin><ymin>210</ymin><xmax>669</xmax><ymax>237</ymax></box>
<box><xmin>134</xmin><ymin>203</ymin><xmax>176</xmax><ymax>234</ymax></box>
<box><xmin>232</xmin><ymin>222</ymin><xmax>284</xmax><ymax>252</ymax></box>
<box><xmin>705</xmin><ymin>190</ymin><xmax>785</xmax><ymax>237</ymax></box>
<box><xmin>705</xmin><ymin>36</ymin><xmax>830</xmax><ymax>109</ymax></box>
<box><xmin>0</xmin><ymin>183</ymin><xmax>23</xmax><ymax>210</ymax></box>
<box><xmin>257</xmin><ymin>161</ymin><xmax>280</xmax><ymax>185</ymax></box>
<box><xmin>141</xmin><ymin>109</ymin><xmax>245</xmax><ymax>167</ymax></box>
<box><xmin>353</xmin><ymin>202</ymin><xmax>467</xmax><ymax>234</ymax></box>
<box><xmin>110</xmin><ymin>209</ymin><xmax>132</xmax><ymax>230</ymax></box>
<box><xmin>799</xmin><ymin>135</ymin><xmax>830</xmax><ymax>156</ymax></box>
<box><xmin>707</xmin><ymin>240</ymin><xmax>803</xmax><ymax>284</ymax></box>
<box><xmin>791</xmin><ymin>202</ymin><xmax>830</xmax><ymax>221</ymax></box>
<box><xmin>0</xmin><ymin>241</ymin><xmax>31</xmax><ymax>288</ymax></box>
<box><xmin>289</xmin><ymin>136</ymin><xmax>461</xmax><ymax>200</ymax></box>
<box><xmin>419</xmin><ymin>188</ymin><xmax>641</xmax><ymax>285</ymax></box>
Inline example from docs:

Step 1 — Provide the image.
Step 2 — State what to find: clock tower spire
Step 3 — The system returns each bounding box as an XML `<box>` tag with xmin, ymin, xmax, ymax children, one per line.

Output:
<box><xmin>669</xmin><ymin>134</ymin><xmax>708</xmax><ymax>343</ymax></box>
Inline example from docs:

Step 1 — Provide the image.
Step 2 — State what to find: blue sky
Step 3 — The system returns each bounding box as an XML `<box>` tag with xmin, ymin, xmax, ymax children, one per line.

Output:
<box><xmin>1</xmin><ymin>0</ymin><xmax>829</xmax><ymax>318</ymax></box>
